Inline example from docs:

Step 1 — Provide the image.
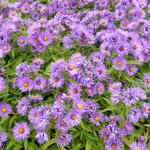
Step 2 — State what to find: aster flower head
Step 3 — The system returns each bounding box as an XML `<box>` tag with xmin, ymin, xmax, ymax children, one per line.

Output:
<box><xmin>16</xmin><ymin>97</ymin><xmax>30</xmax><ymax>116</ymax></box>
<box><xmin>28</xmin><ymin>107</ymin><xmax>40</xmax><ymax>124</ymax></box>
<box><xmin>56</xmin><ymin>133</ymin><xmax>72</xmax><ymax>147</ymax></box>
<box><xmin>0</xmin><ymin>103</ymin><xmax>12</xmax><ymax>118</ymax></box>
<box><xmin>112</xmin><ymin>57</ymin><xmax>127</xmax><ymax>71</ymax></box>
<box><xmin>68</xmin><ymin>83</ymin><xmax>81</xmax><ymax>98</ymax></box>
<box><xmin>66</xmin><ymin>109</ymin><xmax>82</xmax><ymax>127</ymax></box>
<box><xmin>62</xmin><ymin>35</ymin><xmax>73</xmax><ymax>50</ymax></box>
<box><xmin>90</xmin><ymin>112</ymin><xmax>104</xmax><ymax>126</ymax></box>
<box><xmin>1</xmin><ymin>43</ymin><xmax>11</xmax><ymax>54</ymax></box>
<box><xmin>32</xmin><ymin>58</ymin><xmax>44</xmax><ymax>66</ymax></box>
<box><xmin>90</xmin><ymin>52</ymin><xmax>105</xmax><ymax>64</ymax></box>
<box><xmin>16</xmin><ymin>62</ymin><xmax>29</xmax><ymax>77</ymax></box>
<box><xmin>13</xmin><ymin>122</ymin><xmax>30</xmax><ymax>140</ymax></box>
<box><xmin>38</xmin><ymin>31</ymin><xmax>52</xmax><ymax>46</ymax></box>
<box><xmin>35</xmin><ymin>42</ymin><xmax>46</xmax><ymax>53</ymax></box>
<box><xmin>35</xmin><ymin>131</ymin><xmax>48</xmax><ymax>144</ymax></box>
<box><xmin>141</xmin><ymin>102</ymin><xmax>150</xmax><ymax>118</ymax></box>
<box><xmin>0</xmin><ymin>132</ymin><xmax>7</xmax><ymax>148</ymax></box>
<box><xmin>18</xmin><ymin>76</ymin><xmax>33</xmax><ymax>92</ymax></box>
<box><xmin>0</xmin><ymin>77</ymin><xmax>6</xmax><ymax>92</ymax></box>
<box><xmin>73</xmin><ymin>98</ymin><xmax>87</xmax><ymax>114</ymax></box>
<box><xmin>86</xmin><ymin>86</ymin><xmax>97</xmax><ymax>97</ymax></box>
<box><xmin>17</xmin><ymin>36</ymin><xmax>28</xmax><ymax>47</ymax></box>
<box><xmin>94</xmin><ymin>82</ymin><xmax>105</xmax><ymax>95</ymax></box>
<box><xmin>109</xmin><ymin>82</ymin><xmax>122</xmax><ymax>93</ymax></box>
<box><xmin>126</xmin><ymin>65</ymin><xmax>138</xmax><ymax>76</ymax></box>
<box><xmin>34</xmin><ymin>76</ymin><xmax>45</xmax><ymax>90</ymax></box>
<box><xmin>129</xmin><ymin>141</ymin><xmax>148</xmax><ymax>150</ymax></box>
<box><xmin>105</xmin><ymin>140</ymin><xmax>122</xmax><ymax>150</ymax></box>
<box><xmin>28</xmin><ymin>94</ymin><xmax>43</xmax><ymax>102</ymax></box>
<box><xmin>55</xmin><ymin>118</ymin><xmax>68</xmax><ymax>132</ymax></box>
<box><xmin>143</xmin><ymin>73</ymin><xmax>150</xmax><ymax>88</ymax></box>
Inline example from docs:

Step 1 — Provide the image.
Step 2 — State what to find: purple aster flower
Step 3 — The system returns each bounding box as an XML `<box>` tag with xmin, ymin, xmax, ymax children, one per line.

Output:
<box><xmin>21</xmin><ymin>3</ymin><xmax>30</xmax><ymax>14</ymax></box>
<box><xmin>56</xmin><ymin>133</ymin><xmax>72</xmax><ymax>147</ymax></box>
<box><xmin>28</xmin><ymin>94</ymin><xmax>43</xmax><ymax>102</ymax></box>
<box><xmin>89</xmin><ymin>112</ymin><xmax>104</xmax><ymax>126</ymax></box>
<box><xmin>0</xmin><ymin>132</ymin><xmax>7</xmax><ymax>148</ymax></box>
<box><xmin>35</xmin><ymin>42</ymin><xmax>46</xmax><ymax>53</ymax></box>
<box><xmin>54</xmin><ymin>92</ymin><xmax>67</xmax><ymax>104</ymax></box>
<box><xmin>1</xmin><ymin>43</ymin><xmax>11</xmax><ymax>54</ymax></box>
<box><xmin>32</xmin><ymin>58</ymin><xmax>44</xmax><ymax>66</ymax></box>
<box><xmin>16</xmin><ymin>97</ymin><xmax>30</xmax><ymax>116</ymax></box>
<box><xmin>98</xmin><ymin>0</ymin><xmax>108</xmax><ymax>7</ymax></box>
<box><xmin>13</xmin><ymin>122</ymin><xmax>30</xmax><ymax>140</ymax></box>
<box><xmin>51</xmin><ymin>101</ymin><xmax>65</xmax><ymax>119</ymax></box>
<box><xmin>31</xmin><ymin>11</ymin><xmax>40</xmax><ymax>20</ymax></box>
<box><xmin>94</xmin><ymin>64</ymin><xmax>108</xmax><ymax>79</ymax></box>
<box><xmin>12</xmin><ymin>77</ymin><xmax>18</xmax><ymax>88</ymax></box>
<box><xmin>0</xmin><ymin>103</ymin><xmax>12</xmax><ymax>118</ymax></box>
<box><xmin>120</xmin><ymin>19</ymin><xmax>130</xmax><ymax>30</ymax></box>
<box><xmin>34</xmin><ymin>76</ymin><xmax>45</xmax><ymax>90</ymax></box>
<box><xmin>134</xmin><ymin>52</ymin><xmax>144</xmax><ymax>63</ymax></box>
<box><xmin>128</xmin><ymin>108</ymin><xmax>141</xmax><ymax>123</ymax></box>
<box><xmin>114</xmin><ymin>9</ymin><xmax>126</xmax><ymax>20</ymax></box>
<box><xmin>94</xmin><ymin>82</ymin><xmax>105</xmax><ymax>95</ymax></box>
<box><xmin>86</xmin><ymin>86</ymin><xmax>97</xmax><ymax>97</ymax></box>
<box><xmin>143</xmin><ymin>73</ymin><xmax>150</xmax><ymax>88</ymax></box>
<box><xmin>110</xmin><ymin>92</ymin><xmax>120</xmax><ymax>104</ymax></box>
<box><xmin>66</xmin><ymin>109</ymin><xmax>82</xmax><ymax>127</ymax></box>
<box><xmin>130</xmin><ymin>40</ymin><xmax>143</xmax><ymax>54</ymax></box>
<box><xmin>16</xmin><ymin>62</ymin><xmax>29</xmax><ymax>77</ymax></box>
<box><xmin>18</xmin><ymin>76</ymin><xmax>33</xmax><ymax>92</ymax></box>
<box><xmin>0</xmin><ymin>77</ymin><xmax>6</xmax><ymax>92</ymax></box>
<box><xmin>55</xmin><ymin>118</ymin><xmax>68</xmax><ymax>132</ymax></box>
<box><xmin>100</xmin><ymin>41</ymin><xmax>112</xmax><ymax>55</ymax></box>
<box><xmin>126</xmin><ymin>65</ymin><xmax>138</xmax><ymax>76</ymax></box>
<box><xmin>90</xmin><ymin>52</ymin><xmax>105</xmax><ymax>64</ymax></box>
<box><xmin>108</xmin><ymin>82</ymin><xmax>122</xmax><ymax>93</ymax></box>
<box><xmin>68</xmin><ymin>83</ymin><xmax>81</xmax><ymax>98</ymax></box>
<box><xmin>86</xmin><ymin>100</ymin><xmax>100</xmax><ymax>114</ymax></box>
<box><xmin>49</xmin><ymin>74</ymin><xmax>64</xmax><ymax>88</ymax></box>
<box><xmin>105</xmin><ymin>140</ymin><xmax>122</xmax><ymax>150</ymax></box>
<box><xmin>62</xmin><ymin>35</ymin><xmax>73</xmax><ymax>50</ymax></box>
<box><xmin>141</xmin><ymin>103</ymin><xmax>150</xmax><ymax>118</ymax></box>
<box><xmin>28</xmin><ymin>107</ymin><xmax>40</xmax><ymax>124</ymax></box>
<box><xmin>129</xmin><ymin>141</ymin><xmax>148</xmax><ymax>150</ymax></box>
<box><xmin>70</xmin><ymin>53</ymin><xmax>86</xmax><ymax>65</ymax></box>
<box><xmin>28</xmin><ymin>63</ymin><xmax>39</xmax><ymax>73</ymax></box>
<box><xmin>100</xmin><ymin>17</ymin><xmax>109</xmax><ymax>27</ymax></box>
<box><xmin>73</xmin><ymin>99</ymin><xmax>87</xmax><ymax>114</ymax></box>
<box><xmin>112</xmin><ymin>57</ymin><xmax>127</xmax><ymax>70</ymax></box>
<box><xmin>106</xmin><ymin>115</ymin><xmax>120</xmax><ymax>122</ymax></box>
<box><xmin>17</xmin><ymin>36</ymin><xmax>28</xmax><ymax>47</ymax></box>
<box><xmin>38</xmin><ymin>31</ymin><xmax>52</xmax><ymax>46</ymax></box>
<box><xmin>139</xmin><ymin>136</ymin><xmax>145</xmax><ymax>143</ymax></box>
<box><xmin>35</xmin><ymin>131</ymin><xmax>48</xmax><ymax>144</ymax></box>
<box><xmin>124</xmin><ymin>121</ymin><xmax>133</xmax><ymax>135</ymax></box>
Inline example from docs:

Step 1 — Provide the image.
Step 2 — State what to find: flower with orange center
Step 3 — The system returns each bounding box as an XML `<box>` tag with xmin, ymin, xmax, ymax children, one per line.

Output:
<box><xmin>111</xmin><ymin>144</ymin><xmax>117</xmax><ymax>149</ymax></box>
<box><xmin>1</xmin><ymin>107</ymin><xmax>7</xmax><ymax>113</ymax></box>
<box><xmin>19</xmin><ymin>128</ymin><xmax>24</xmax><ymax>134</ymax></box>
<box><xmin>54</xmin><ymin>78</ymin><xmax>59</xmax><ymax>82</ymax></box>
<box><xmin>129</xmin><ymin>67</ymin><xmax>133</xmax><ymax>72</ymax></box>
<box><xmin>23</xmin><ymin>82</ymin><xmax>29</xmax><ymax>87</ymax></box>
<box><xmin>43</xmin><ymin>36</ymin><xmax>48</xmax><ymax>41</ymax></box>
<box><xmin>77</xmin><ymin>104</ymin><xmax>82</xmax><ymax>109</ymax></box>
<box><xmin>117</xmin><ymin>61</ymin><xmax>122</xmax><ymax>66</ymax></box>
<box><xmin>3</xmin><ymin>46</ymin><xmax>8</xmax><ymax>50</ymax></box>
<box><xmin>94</xmin><ymin>116</ymin><xmax>100</xmax><ymax>121</ymax></box>
<box><xmin>20</xmin><ymin>39</ymin><xmax>24</xmax><ymax>43</ymax></box>
<box><xmin>68</xmin><ymin>65</ymin><xmax>73</xmax><ymax>70</ymax></box>
<box><xmin>71</xmin><ymin>114</ymin><xmax>76</xmax><ymax>120</ymax></box>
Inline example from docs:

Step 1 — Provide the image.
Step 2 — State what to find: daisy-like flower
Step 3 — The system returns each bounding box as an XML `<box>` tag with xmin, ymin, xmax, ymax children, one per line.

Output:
<box><xmin>0</xmin><ymin>77</ymin><xmax>6</xmax><ymax>92</ymax></box>
<box><xmin>17</xmin><ymin>36</ymin><xmax>28</xmax><ymax>47</ymax></box>
<box><xmin>68</xmin><ymin>83</ymin><xmax>81</xmax><ymax>98</ymax></box>
<box><xmin>90</xmin><ymin>52</ymin><xmax>105</xmax><ymax>64</ymax></box>
<box><xmin>35</xmin><ymin>131</ymin><xmax>48</xmax><ymax>144</ymax></box>
<box><xmin>129</xmin><ymin>141</ymin><xmax>148</xmax><ymax>150</ymax></box>
<box><xmin>141</xmin><ymin>103</ymin><xmax>150</xmax><ymax>118</ymax></box>
<box><xmin>16</xmin><ymin>97</ymin><xmax>30</xmax><ymax>116</ymax></box>
<box><xmin>143</xmin><ymin>73</ymin><xmax>150</xmax><ymax>88</ymax></box>
<box><xmin>128</xmin><ymin>108</ymin><xmax>141</xmax><ymax>123</ymax></box>
<box><xmin>56</xmin><ymin>133</ymin><xmax>72</xmax><ymax>147</ymax></box>
<box><xmin>0</xmin><ymin>132</ymin><xmax>7</xmax><ymax>148</ymax></box>
<box><xmin>38</xmin><ymin>31</ymin><xmax>52</xmax><ymax>46</ymax></box>
<box><xmin>89</xmin><ymin>112</ymin><xmax>104</xmax><ymax>126</ymax></box>
<box><xmin>105</xmin><ymin>140</ymin><xmax>122</xmax><ymax>150</ymax></box>
<box><xmin>66</xmin><ymin>109</ymin><xmax>82</xmax><ymax>127</ymax></box>
<box><xmin>18</xmin><ymin>76</ymin><xmax>33</xmax><ymax>92</ymax></box>
<box><xmin>126</xmin><ymin>65</ymin><xmax>138</xmax><ymax>76</ymax></box>
<box><xmin>73</xmin><ymin>99</ymin><xmax>87</xmax><ymax>114</ymax></box>
<box><xmin>86</xmin><ymin>87</ymin><xmax>97</xmax><ymax>97</ymax></box>
<box><xmin>112</xmin><ymin>57</ymin><xmax>127</xmax><ymax>70</ymax></box>
<box><xmin>49</xmin><ymin>74</ymin><xmax>64</xmax><ymax>88</ymax></box>
<box><xmin>94</xmin><ymin>64</ymin><xmax>108</xmax><ymax>79</ymax></box>
<box><xmin>12</xmin><ymin>122</ymin><xmax>30</xmax><ymax>140</ymax></box>
<box><xmin>28</xmin><ymin>94</ymin><xmax>43</xmax><ymax>102</ymax></box>
<box><xmin>35</xmin><ymin>42</ymin><xmax>46</xmax><ymax>53</ymax></box>
<box><xmin>1</xmin><ymin>43</ymin><xmax>11</xmax><ymax>54</ymax></box>
<box><xmin>28</xmin><ymin>107</ymin><xmax>40</xmax><ymax>124</ymax></box>
<box><xmin>86</xmin><ymin>100</ymin><xmax>100</xmax><ymax>114</ymax></box>
<box><xmin>34</xmin><ymin>76</ymin><xmax>45</xmax><ymax>90</ymax></box>
<box><xmin>55</xmin><ymin>119</ymin><xmax>68</xmax><ymax>132</ymax></box>
<box><xmin>0</xmin><ymin>103</ymin><xmax>12</xmax><ymax>118</ymax></box>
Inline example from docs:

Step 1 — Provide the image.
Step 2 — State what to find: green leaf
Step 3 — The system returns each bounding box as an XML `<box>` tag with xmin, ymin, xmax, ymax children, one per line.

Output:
<box><xmin>127</xmin><ymin>60</ymin><xmax>143</xmax><ymax>65</ymax></box>
<box><xmin>60</xmin><ymin>146</ymin><xmax>67</xmax><ymax>150</ymax></box>
<box><xmin>86</xmin><ymin>141</ymin><xmax>91</xmax><ymax>150</ymax></box>
<box><xmin>100</xmin><ymin>105</ymin><xmax>117</xmax><ymax>113</ymax></box>
<box><xmin>42</xmin><ymin>138</ymin><xmax>55</xmax><ymax>150</ymax></box>
<box><xmin>9</xmin><ymin>115</ymin><xmax>17</xmax><ymax>128</ymax></box>
<box><xmin>24</xmin><ymin>139</ymin><xmax>28</xmax><ymax>150</ymax></box>
<box><xmin>0</xmin><ymin>0</ymin><xmax>8</xmax><ymax>8</ymax></box>
<box><xmin>81</xmin><ymin>121</ymin><xmax>93</xmax><ymax>132</ymax></box>
<box><xmin>144</xmin><ymin>124</ymin><xmax>150</xmax><ymax>127</ymax></box>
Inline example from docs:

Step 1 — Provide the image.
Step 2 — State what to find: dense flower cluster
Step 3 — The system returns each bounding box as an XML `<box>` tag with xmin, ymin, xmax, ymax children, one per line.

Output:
<box><xmin>0</xmin><ymin>0</ymin><xmax>150</xmax><ymax>149</ymax></box>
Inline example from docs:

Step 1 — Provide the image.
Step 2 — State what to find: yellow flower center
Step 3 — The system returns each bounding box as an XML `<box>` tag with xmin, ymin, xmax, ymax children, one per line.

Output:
<box><xmin>123</xmin><ymin>22</ymin><xmax>127</xmax><ymax>26</ymax></box>
<box><xmin>73</xmin><ymin>89</ymin><xmax>77</xmax><ymax>94</ymax></box>
<box><xmin>71</xmin><ymin>114</ymin><xmax>76</xmax><ymax>120</ymax></box>
<box><xmin>34</xmin><ymin>113</ymin><xmax>38</xmax><ymax>118</ymax></box>
<box><xmin>20</xmin><ymin>39</ymin><xmax>24</xmax><ymax>43</ymax></box>
<box><xmin>67</xmin><ymin>20</ymin><xmax>70</xmax><ymax>24</ymax></box>
<box><xmin>97</xmin><ymin>86</ymin><xmax>101</xmax><ymax>91</ymax></box>
<box><xmin>88</xmin><ymin>89</ymin><xmax>92</xmax><ymax>93</ymax></box>
<box><xmin>13</xmin><ymin>80</ymin><xmax>16</xmax><ymax>84</ymax></box>
<box><xmin>24</xmin><ymin>7</ymin><xmax>27</xmax><ymax>11</ymax></box>
<box><xmin>3</xmin><ymin>46</ymin><xmax>8</xmax><ymax>50</ymax></box>
<box><xmin>129</xmin><ymin>67</ymin><xmax>133</xmax><ymax>72</ymax></box>
<box><xmin>19</xmin><ymin>128</ymin><xmax>24</xmax><ymax>133</ymax></box>
<box><xmin>109</xmin><ymin>116</ymin><xmax>115</xmax><ymax>120</ymax></box>
<box><xmin>39</xmin><ymin>45</ymin><xmax>43</xmax><ymax>49</ymax></box>
<box><xmin>77</xmin><ymin>104</ymin><xmax>82</xmax><ymax>109</ymax></box>
<box><xmin>134</xmin><ymin>148</ymin><xmax>140</xmax><ymax>150</ymax></box>
<box><xmin>36</xmin><ymin>81</ymin><xmax>41</xmax><ymax>85</ymax></box>
<box><xmin>103</xmin><ymin>135</ymin><xmax>108</xmax><ymax>140</ymax></box>
<box><xmin>1</xmin><ymin>107</ymin><xmax>7</xmax><ymax>113</ymax></box>
<box><xmin>68</xmin><ymin>65</ymin><xmax>73</xmax><ymax>70</ymax></box>
<box><xmin>89</xmin><ymin>37</ymin><xmax>92</xmax><ymax>41</ymax></box>
<box><xmin>23</xmin><ymin>82</ymin><xmax>29</xmax><ymax>87</ymax></box>
<box><xmin>61</xmin><ymin>135</ymin><xmax>66</xmax><ymax>141</ymax></box>
<box><xmin>74</xmin><ymin>57</ymin><xmax>78</xmax><ymax>60</ymax></box>
<box><xmin>147</xmin><ymin>79</ymin><xmax>150</xmax><ymax>83</ymax></box>
<box><xmin>102</xmin><ymin>1</ymin><xmax>105</xmax><ymax>4</ymax></box>
<box><xmin>60</xmin><ymin>100</ymin><xmax>64</xmax><ymax>104</ymax></box>
<box><xmin>144</xmin><ymin>108</ymin><xmax>148</xmax><ymax>112</ymax></box>
<box><xmin>11</xmin><ymin>12</ymin><xmax>15</xmax><ymax>16</ymax></box>
<box><xmin>57</xmin><ymin>94</ymin><xmax>61</xmax><ymax>99</ymax></box>
<box><xmin>34</xmin><ymin>38</ymin><xmax>38</xmax><ymax>43</ymax></box>
<box><xmin>117</xmin><ymin>61</ymin><xmax>122</xmax><ymax>66</ymax></box>
<box><xmin>111</xmin><ymin>144</ymin><xmax>117</xmax><ymax>149</ymax></box>
<box><xmin>94</xmin><ymin>116</ymin><xmax>100</xmax><ymax>121</ymax></box>
<box><xmin>43</xmin><ymin>36</ymin><xmax>48</xmax><ymax>41</ymax></box>
<box><xmin>54</xmin><ymin>78</ymin><xmax>59</xmax><ymax>82</ymax></box>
